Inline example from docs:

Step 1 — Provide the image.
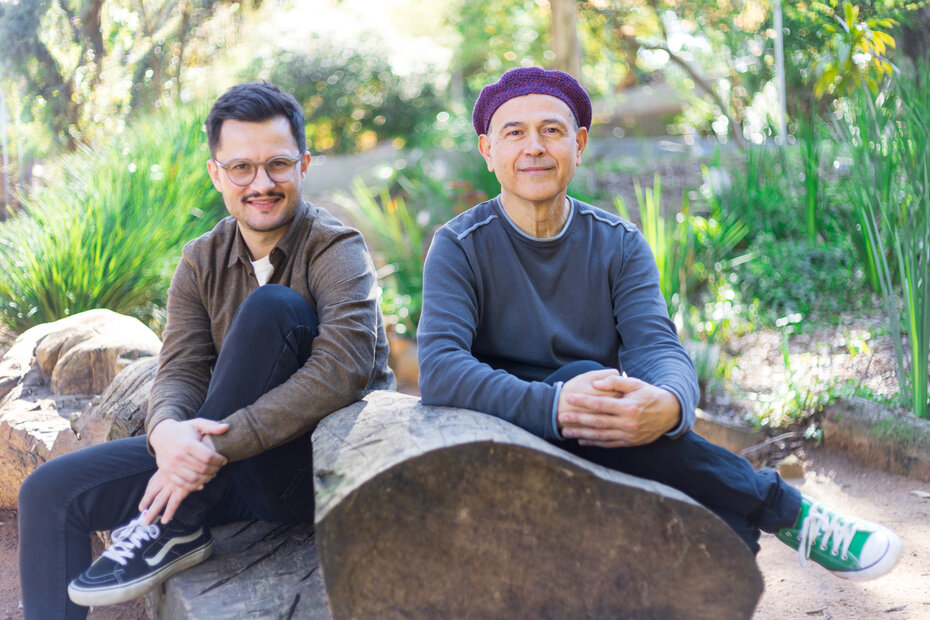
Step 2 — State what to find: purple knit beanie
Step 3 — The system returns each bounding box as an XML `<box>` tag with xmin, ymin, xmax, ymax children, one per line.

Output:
<box><xmin>472</xmin><ymin>66</ymin><xmax>592</xmax><ymax>136</ymax></box>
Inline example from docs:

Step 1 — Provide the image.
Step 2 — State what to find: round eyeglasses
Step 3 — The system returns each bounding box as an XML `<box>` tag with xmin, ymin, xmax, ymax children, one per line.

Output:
<box><xmin>213</xmin><ymin>155</ymin><xmax>302</xmax><ymax>186</ymax></box>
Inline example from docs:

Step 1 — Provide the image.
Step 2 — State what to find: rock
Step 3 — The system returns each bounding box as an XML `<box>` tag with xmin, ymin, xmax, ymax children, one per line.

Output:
<box><xmin>0</xmin><ymin>398</ymin><xmax>76</xmax><ymax>508</ymax></box>
<box><xmin>777</xmin><ymin>454</ymin><xmax>806</xmax><ymax>479</ymax></box>
<box><xmin>0</xmin><ymin>310</ymin><xmax>162</xmax><ymax>509</ymax></box>
<box><xmin>313</xmin><ymin>391</ymin><xmax>763</xmax><ymax>620</ymax></box>
<box><xmin>0</xmin><ymin>320</ymin><xmax>59</xmax><ymax>402</ymax></box>
<box><xmin>33</xmin><ymin>309</ymin><xmax>162</xmax><ymax>395</ymax></box>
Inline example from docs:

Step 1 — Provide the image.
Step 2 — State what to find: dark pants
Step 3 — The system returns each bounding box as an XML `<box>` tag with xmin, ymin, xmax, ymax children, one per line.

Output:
<box><xmin>545</xmin><ymin>360</ymin><xmax>801</xmax><ymax>554</ymax></box>
<box><xmin>18</xmin><ymin>285</ymin><xmax>318</xmax><ymax>619</ymax></box>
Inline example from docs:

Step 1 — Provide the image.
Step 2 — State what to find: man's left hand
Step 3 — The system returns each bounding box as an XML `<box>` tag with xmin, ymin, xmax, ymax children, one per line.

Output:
<box><xmin>558</xmin><ymin>375</ymin><xmax>681</xmax><ymax>448</ymax></box>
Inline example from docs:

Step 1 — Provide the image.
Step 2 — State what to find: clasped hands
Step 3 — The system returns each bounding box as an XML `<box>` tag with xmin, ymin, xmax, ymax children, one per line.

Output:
<box><xmin>138</xmin><ymin>418</ymin><xmax>229</xmax><ymax>525</ymax></box>
<box><xmin>557</xmin><ymin>369</ymin><xmax>681</xmax><ymax>448</ymax></box>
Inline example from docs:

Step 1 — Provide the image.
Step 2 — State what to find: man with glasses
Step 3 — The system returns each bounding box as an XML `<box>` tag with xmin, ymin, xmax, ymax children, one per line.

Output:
<box><xmin>18</xmin><ymin>82</ymin><xmax>395</xmax><ymax>618</ymax></box>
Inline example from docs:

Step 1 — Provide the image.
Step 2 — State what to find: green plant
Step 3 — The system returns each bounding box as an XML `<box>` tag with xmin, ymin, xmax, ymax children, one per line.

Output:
<box><xmin>614</xmin><ymin>175</ymin><xmax>694</xmax><ymax>322</ymax></box>
<box><xmin>245</xmin><ymin>37</ymin><xmax>444</xmax><ymax>154</ymax></box>
<box><xmin>798</xmin><ymin>109</ymin><xmax>825</xmax><ymax>242</ymax></box>
<box><xmin>615</xmin><ymin>172</ymin><xmax>751</xmax><ymax>339</ymax></box>
<box><xmin>837</xmin><ymin>69</ymin><xmax>930</xmax><ymax>419</ymax></box>
<box><xmin>338</xmin><ymin>179</ymin><xmax>426</xmax><ymax>336</ymax></box>
<box><xmin>801</xmin><ymin>1</ymin><xmax>898</xmax><ymax>99</ymax></box>
<box><xmin>732</xmin><ymin>233</ymin><xmax>868</xmax><ymax>324</ymax></box>
<box><xmin>751</xmin><ymin>331</ymin><xmax>854</xmax><ymax>431</ymax></box>
<box><xmin>338</xmin><ymin>151</ymin><xmax>495</xmax><ymax>336</ymax></box>
<box><xmin>705</xmin><ymin>147</ymin><xmax>804</xmax><ymax>241</ymax></box>
<box><xmin>0</xmin><ymin>105</ymin><xmax>225</xmax><ymax>331</ymax></box>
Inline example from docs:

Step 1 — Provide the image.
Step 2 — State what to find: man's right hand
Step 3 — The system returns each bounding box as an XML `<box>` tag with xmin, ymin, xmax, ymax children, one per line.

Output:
<box><xmin>141</xmin><ymin>418</ymin><xmax>229</xmax><ymax>523</ymax></box>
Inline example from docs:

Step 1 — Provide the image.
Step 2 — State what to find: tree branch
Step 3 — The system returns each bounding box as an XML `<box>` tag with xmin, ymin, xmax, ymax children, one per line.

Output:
<box><xmin>636</xmin><ymin>37</ymin><xmax>746</xmax><ymax>148</ymax></box>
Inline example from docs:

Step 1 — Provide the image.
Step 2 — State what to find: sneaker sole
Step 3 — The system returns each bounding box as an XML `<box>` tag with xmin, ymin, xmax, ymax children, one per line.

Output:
<box><xmin>68</xmin><ymin>539</ymin><xmax>214</xmax><ymax>607</ymax></box>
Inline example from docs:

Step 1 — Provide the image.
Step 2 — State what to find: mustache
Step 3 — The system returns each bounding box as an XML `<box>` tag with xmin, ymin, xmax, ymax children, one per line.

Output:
<box><xmin>241</xmin><ymin>191</ymin><xmax>286</xmax><ymax>203</ymax></box>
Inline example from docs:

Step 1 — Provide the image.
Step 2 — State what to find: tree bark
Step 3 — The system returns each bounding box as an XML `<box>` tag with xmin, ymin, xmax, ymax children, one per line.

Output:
<box><xmin>146</xmin><ymin>520</ymin><xmax>331</xmax><ymax>620</ymax></box>
<box><xmin>313</xmin><ymin>391</ymin><xmax>763</xmax><ymax>620</ymax></box>
<box><xmin>550</xmin><ymin>0</ymin><xmax>582</xmax><ymax>78</ymax></box>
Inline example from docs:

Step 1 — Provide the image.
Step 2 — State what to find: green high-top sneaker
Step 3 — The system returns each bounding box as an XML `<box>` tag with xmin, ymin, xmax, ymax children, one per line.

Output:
<box><xmin>776</xmin><ymin>495</ymin><xmax>902</xmax><ymax>581</ymax></box>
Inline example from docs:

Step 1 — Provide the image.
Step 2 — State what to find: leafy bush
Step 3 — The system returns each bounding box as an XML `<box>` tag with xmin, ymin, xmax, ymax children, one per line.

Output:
<box><xmin>732</xmin><ymin>234</ymin><xmax>868</xmax><ymax>323</ymax></box>
<box><xmin>707</xmin><ymin>147</ymin><xmax>805</xmax><ymax>242</ymax></box>
<box><xmin>613</xmin><ymin>176</ymin><xmax>693</xmax><ymax>322</ymax></box>
<box><xmin>614</xmin><ymin>174</ymin><xmax>748</xmax><ymax>327</ymax></box>
<box><xmin>338</xmin><ymin>180</ymin><xmax>428</xmax><ymax>336</ymax></box>
<box><xmin>246</xmin><ymin>37</ymin><xmax>445</xmax><ymax>154</ymax></box>
<box><xmin>0</xmin><ymin>105</ymin><xmax>225</xmax><ymax>331</ymax></box>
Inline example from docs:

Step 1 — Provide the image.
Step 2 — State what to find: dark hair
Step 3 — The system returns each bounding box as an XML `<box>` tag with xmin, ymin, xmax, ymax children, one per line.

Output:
<box><xmin>205</xmin><ymin>82</ymin><xmax>306</xmax><ymax>157</ymax></box>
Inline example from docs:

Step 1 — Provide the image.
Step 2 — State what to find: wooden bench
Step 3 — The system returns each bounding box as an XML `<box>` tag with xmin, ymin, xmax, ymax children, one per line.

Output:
<box><xmin>149</xmin><ymin>391</ymin><xmax>763</xmax><ymax>619</ymax></box>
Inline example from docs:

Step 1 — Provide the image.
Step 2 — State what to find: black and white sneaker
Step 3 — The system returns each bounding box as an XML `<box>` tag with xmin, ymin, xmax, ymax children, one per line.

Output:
<box><xmin>68</xmin><ymin>514</ymin><xmax>213</xmax><ymax>606</ymax></box>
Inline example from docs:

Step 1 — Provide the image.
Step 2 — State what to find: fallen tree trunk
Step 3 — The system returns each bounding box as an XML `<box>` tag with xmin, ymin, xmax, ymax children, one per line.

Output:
<box><xmin>312</xmin><ymin>391</ymin><xmax>763</xmax><ymax>620</ymax></box>
<box><xmin>145</xmin><ymin>520</ymin><xmax>330</xmax><ymax>619</ymax></box>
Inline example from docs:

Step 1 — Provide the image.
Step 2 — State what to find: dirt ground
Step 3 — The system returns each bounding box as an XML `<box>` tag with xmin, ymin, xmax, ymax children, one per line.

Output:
<box><xmin>0</xmin><ymin>446</ymin><xmax>927</xmax><ymax>619</ymax></box>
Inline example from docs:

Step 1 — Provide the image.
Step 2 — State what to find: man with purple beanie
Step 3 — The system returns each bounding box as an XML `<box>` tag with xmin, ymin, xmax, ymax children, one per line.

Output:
<box><xmin>416</xmin><ymin>66</ymin><xmax>901</xmax><ymax>580</ymax></box>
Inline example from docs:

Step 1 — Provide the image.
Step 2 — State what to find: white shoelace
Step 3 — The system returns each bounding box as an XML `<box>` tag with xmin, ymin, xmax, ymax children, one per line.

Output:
<box><xmin>796</xmin><ymin>503</ymin><xmax>859</xmax><ymax>566</ymax></box>
<box><xmin>101</xmin><ymin>516</ymin><xmax>160</xmax><ymax>566</ymax></box>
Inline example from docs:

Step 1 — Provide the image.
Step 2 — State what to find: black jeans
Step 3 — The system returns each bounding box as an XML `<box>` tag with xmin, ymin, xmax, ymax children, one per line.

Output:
<box><xmin>18</xmin><ymin>285</ymin><xmax>318</xmax><ymax>619</ymax></box>
<box><xmin>545</xmin><ymin>360</ymin><xmax>802</xmax><ymax>553</ymax></box>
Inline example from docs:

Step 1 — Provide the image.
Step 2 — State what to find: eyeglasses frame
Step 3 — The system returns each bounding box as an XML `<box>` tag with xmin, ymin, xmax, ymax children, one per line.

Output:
<box><xmin>212</xmin><ymin>154</ymin><xmax>304</xmax><ymax>186</ymax></box>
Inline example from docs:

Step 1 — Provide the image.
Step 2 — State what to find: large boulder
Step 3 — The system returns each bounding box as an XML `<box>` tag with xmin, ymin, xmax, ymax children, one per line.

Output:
<box><xmin>0</xmin><ymin>310</ymin><xmax>162</xmax><ymax>508</ymax></box>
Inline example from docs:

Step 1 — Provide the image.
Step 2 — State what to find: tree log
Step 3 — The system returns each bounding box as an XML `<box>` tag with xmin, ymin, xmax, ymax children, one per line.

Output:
<box><xmin>145</xmin><ymin>520</ymin><xmax>330</xmax><ymax>619</ymax></box>
<box><xmin>313</xmin><ymin>391</ymin><xmax>763</xmax><ymax>620</ymax></box>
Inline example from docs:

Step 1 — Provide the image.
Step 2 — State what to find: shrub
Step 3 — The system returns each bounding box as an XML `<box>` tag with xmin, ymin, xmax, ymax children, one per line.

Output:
<box><xmin>732</xmin><ymin>234</ymin><xmax>869</xmax><ymax>323</ymax></box>
<box><xmin>246</xmin><ymin>37</ymin><xmax>445</xmax><ymax>154</ymax></box>
<box><xmin>0</xmin><ymin>105</ymin><xmax>225</xmax><ymax>332</ymax></box>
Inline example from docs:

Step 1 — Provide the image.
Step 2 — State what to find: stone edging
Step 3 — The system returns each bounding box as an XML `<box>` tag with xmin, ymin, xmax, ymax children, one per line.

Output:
<box><xmin>822</xmin><ymin>397</ymin><xmax>930</xmax><ymax>483</ymax></box>
<box><xmin>695</xmin><ymin>399</ymin><xmax>930</xmax><ymax>484</ymax></box>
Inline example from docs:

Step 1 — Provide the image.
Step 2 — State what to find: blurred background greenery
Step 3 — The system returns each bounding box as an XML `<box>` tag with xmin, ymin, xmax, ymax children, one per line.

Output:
<box><xmin>0</xmin><ymin>0</ymin><xmax>928</xmax><ymax>425</ymax></box>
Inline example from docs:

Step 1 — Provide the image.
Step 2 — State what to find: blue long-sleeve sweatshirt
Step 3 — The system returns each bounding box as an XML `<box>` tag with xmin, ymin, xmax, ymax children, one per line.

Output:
<box><xmin>417</xmin><ymin>196</ymin><xmax>699</xmax><ymax>441</ymax></box>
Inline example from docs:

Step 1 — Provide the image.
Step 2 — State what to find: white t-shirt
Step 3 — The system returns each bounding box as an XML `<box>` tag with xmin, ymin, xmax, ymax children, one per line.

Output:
<box><xmin>251</xmin><ymin>255</ymin><xmax>274</xmax><ymax>286</ymax></box>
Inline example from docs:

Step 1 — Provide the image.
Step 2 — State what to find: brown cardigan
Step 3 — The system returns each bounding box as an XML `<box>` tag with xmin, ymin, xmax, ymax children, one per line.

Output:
<box><xmin>146</xmin><ymin>201</ymin><xmax>395</xmax><ymax>462</ymax></box>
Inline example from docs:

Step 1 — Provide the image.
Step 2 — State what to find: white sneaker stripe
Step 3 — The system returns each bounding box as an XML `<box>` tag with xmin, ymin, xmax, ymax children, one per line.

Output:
<box><xmin>144</xmin><ymin>528</ymin><xmax>204</xmax><ymax>567</ymax></box>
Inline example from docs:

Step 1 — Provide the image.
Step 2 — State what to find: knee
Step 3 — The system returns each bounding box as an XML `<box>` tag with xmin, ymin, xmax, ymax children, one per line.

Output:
<box><xmin>19</xmin><ymin>459</ymin><xmax>66</xmax><ymax>516</ymax></box>
<box><xmin>545</xmin><ymin>360</ymin><xmax>611</xmax><ymax>384</ymax></box>
<box><xmin>236</xmin><ymin>285</ymin><xmax>318</xmax><ymax>333</ymax></box>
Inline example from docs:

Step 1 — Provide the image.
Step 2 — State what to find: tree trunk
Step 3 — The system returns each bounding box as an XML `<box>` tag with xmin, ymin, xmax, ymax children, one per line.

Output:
<box><xmin>146</xmin><ymin>520</ymin><xmax>331</xmax><ymax>619</ymax></box>
<box><xmin>312</xmin><ymin>391</ymin><xmax>763</xmax><ymax>620</ymax></box>
<box><xmin>550</xmin><ymin>0</ymin><xmax>582</xmax><ymax>78</ymax></box>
